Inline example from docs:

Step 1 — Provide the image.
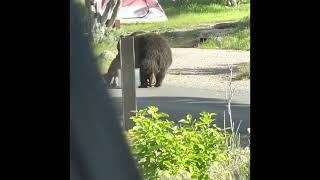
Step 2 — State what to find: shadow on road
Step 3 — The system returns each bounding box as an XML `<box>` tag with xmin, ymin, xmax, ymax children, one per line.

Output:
<box><xmin>108</xmin><ymin>96</ymin><xmax>250</xmax><ymax>146</ymax></box>
<box><xmin>168</xmin><ymin>66</ymin><xmax>242</xmax><ymax>76</ymax></box>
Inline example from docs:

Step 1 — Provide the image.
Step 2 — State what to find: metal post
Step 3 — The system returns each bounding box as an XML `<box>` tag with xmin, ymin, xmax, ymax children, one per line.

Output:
<box><xmin>120</xmin><ymin>36</ymin><xmax>137</xmax><ymax>130</ymax></box>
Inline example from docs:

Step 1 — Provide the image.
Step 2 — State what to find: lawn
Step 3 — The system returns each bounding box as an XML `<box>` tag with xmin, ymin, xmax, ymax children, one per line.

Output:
<box><xmin>121</xmin><ymin>3</ymin><xmax>250</xmax><ymax>33</ymax></box>
<box><xmin>199</xmin><ymin>16</ymin><xmax>250</xmax><ymax>50</ymax></box>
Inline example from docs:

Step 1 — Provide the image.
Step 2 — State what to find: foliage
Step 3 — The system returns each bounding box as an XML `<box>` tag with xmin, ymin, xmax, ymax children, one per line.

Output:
<box><xmin>92</xmin><ymin>25</ymin><xmax>122</xmax><ymax>44</ymax></box>
<box><xmin>127</xmin><ymin>106</ymin><xmax>231</xmax><ymax>179</ymax></box>
<box><xmin>159</xmin><ymin>168</ymin><xmax>192</xmax><ymax>180</ymax></box>
<box><xmin>93</xmin><ymin>27</ymin><xmax>121</xmax><ymax>54</ymax></box>
<box><xmin>91</xmin><ymin>26</ymin><xmax>125</xmax><ymax>73</ymax></box>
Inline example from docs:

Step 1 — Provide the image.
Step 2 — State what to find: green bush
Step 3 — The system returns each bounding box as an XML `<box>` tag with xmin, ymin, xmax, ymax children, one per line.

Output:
<box><xmin>128</xmin><ymin>106</ymin><xmax>231</xmax><ymax>179</ymax></box>
<box><xmin>92</xmin><ymin>26</ymin><xmax>122</xmax><ymax>45</ymax></box>
<box><xmin>92</xmin><ymin>28</ymin><xmax>124</xmax><ymax>74</ymax></box>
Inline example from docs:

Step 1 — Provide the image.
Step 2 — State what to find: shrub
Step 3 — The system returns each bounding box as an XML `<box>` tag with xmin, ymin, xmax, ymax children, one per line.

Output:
<box><xmin>92</xmin><ymin>25</ymin><xmax>122</xmax><ymax>44</ymax></box>
<box><xmin>92</xmin><ymin>27</ymin><xmax>123</xmax><ymax>74</ymax></box>
<box><xmin>127</xmin><ymin>106</ymin><xmax>231</xmax><ymax>179</ymax></box>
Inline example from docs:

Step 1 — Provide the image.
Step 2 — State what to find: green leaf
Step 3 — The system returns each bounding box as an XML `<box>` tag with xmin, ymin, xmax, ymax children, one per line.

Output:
<box><xmin>188</xmin><ymin>165</ymin><xmax>193</xmax><ymax>173</ymax></box>
<box><xmin>172</xmin><ymin>126</ymin><xmax>178</xmax><ymax>132</ymax></box>
<box><xmin>178</xmin><ymin>119</ymin><xmax>189</xmax><ymax>124</ymax></box>
<box><xmin>197</xmin><ymin>144</ymin><xmax>205</xmax><ymax>150</ymax></box>
<box><xmin>138</xmin><ymin>157</ymin><xmax>146</xmax><ymax>163</ymax></box>
<box><xmin>163</xmin><ymin>161</ymin><xmax>171</xmax><ymax>168</ymax></box>
<box><xmin>194</xmin><ymin>122</ymin><xmax>207</xmax><ymax>127</ymax></box>
<box><xmin>186</xmin><ymin>114</ymin><xmax>193</xmax><ymax>122</ymax></box>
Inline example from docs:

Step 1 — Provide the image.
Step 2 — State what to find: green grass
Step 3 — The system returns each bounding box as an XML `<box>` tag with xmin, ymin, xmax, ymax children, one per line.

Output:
<box><xmin>234</xmin><ymin>62</ymin><xmax>250</xmax><ymax>80</ymax></box>
<box><xmin>199</xmin><ymin>28</ymin><xmax>250</xmax><ymax>50</ymax></box>
<box><xmin>199</xmin><ymin>16</ymin><xmax>250</xmax><ymax>50</ymax></box>
<box><xmin>121</xmin><ymin>3</ymin><xmax>250</xmax><ymax>33</ymax></box>
<box><xmin>208</xmin><ymin>147</ymin><xmax>250</xmax><ymax>179</ymax></box>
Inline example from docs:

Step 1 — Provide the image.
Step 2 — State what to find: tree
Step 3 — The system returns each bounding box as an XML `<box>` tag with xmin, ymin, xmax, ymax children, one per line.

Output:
<box><xmin>85</xmin><ymin>0</ymin><xmax>121</xmax><ymax>42</ymax></box>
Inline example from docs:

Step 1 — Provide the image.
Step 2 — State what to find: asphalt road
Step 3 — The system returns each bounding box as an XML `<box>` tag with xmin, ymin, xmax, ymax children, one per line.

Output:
<box><xmin>106</xmin><ymin>86</ymin><xmax>250</xmax><ymax>146</ymax></box>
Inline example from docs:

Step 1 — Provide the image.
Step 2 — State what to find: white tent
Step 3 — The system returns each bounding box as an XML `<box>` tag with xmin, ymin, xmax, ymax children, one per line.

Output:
<box><xmin>116</xmin><ymin>0</ymin><xmax>168</xmax><ymax>23</ymax></box>
<box><xmin>91</xmin><ymin>0</ymin><xmax>168</xmax><ymax>26</ymax></box>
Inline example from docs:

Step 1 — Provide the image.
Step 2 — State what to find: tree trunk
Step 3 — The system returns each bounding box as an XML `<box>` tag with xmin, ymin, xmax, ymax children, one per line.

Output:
<box><xmin>105</xmin><ymin>0</ymin><xmax>121</xmax><ymax>28</ymax></box>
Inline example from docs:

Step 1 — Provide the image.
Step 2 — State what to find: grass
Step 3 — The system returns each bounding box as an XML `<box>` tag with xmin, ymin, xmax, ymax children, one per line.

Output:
<box><xmin>234</xmin><ymin>62</ymin><xmax>250</xmax><ymax>80</ymax></box>
<box><xmin>121</xmin><ymin>3</ymin><xmax>250</xmax><ymax>33</ymax></box>
<box><xmin>159</xmin><ymin>148</ymin><xmax>250</xmax><ymax>180</ymax></box>
<box><xmin>199</xmin><ymin>16</ymin><xmax>250</xmax><ymax>50</ymax></box>
<box><xmin>208</xmin><ymin>147</ymin><xmax>250</xmax><ymax>180</ymax></box>
<box><xmin>199</xmin><ymin>28</ymin><xmax>250</xmax><ymax>50</ymax></box>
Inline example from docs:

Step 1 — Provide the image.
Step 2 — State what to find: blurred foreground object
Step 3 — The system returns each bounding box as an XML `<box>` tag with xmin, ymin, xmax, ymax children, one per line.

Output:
<box><xmin>70</xmin><ymin>1</ymin><xmax>141</xmax><ymax>179</ymax></box>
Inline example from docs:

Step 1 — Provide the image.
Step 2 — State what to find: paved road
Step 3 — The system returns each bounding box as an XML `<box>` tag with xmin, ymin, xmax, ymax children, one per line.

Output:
<box><xmin>164</xmin><ymin>48</ymin><xmax>250</xmax><ymax>97</ymax></box>
<box><xmin>106</xmin><ymin>85</ymin><xmax>250</xmax><ymax>146</ymax></box>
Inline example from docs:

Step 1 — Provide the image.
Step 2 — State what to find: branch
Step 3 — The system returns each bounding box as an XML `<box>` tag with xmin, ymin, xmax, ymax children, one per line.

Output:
<box><xmin>105</xmin><ymin>0</ymin><xmax>121</xmax><ymax>27</ymax></box>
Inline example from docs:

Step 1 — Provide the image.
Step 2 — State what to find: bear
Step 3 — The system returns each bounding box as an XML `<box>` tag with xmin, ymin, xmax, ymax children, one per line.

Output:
<box><xmin>104</xmin><ymin>32</ymin><xmax>172</xmax><ymax>88</ymax></box>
